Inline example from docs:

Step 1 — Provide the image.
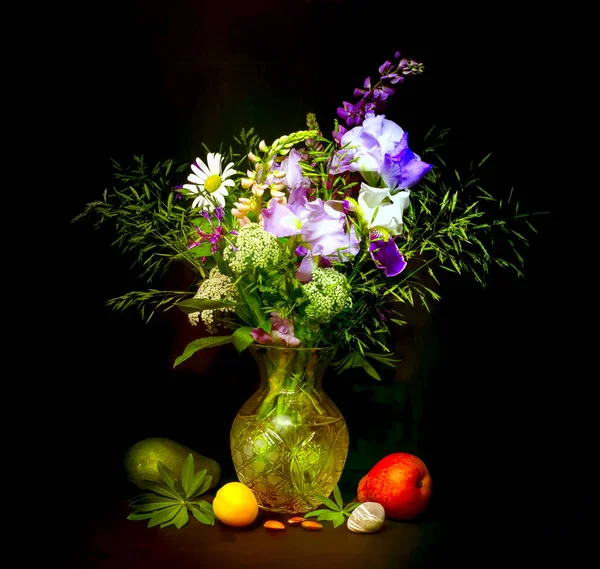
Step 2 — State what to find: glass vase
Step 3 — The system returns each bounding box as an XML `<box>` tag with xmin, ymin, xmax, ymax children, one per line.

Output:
<box><xmin>230</xmin><ymin>344</ymin><xmax>349</xmax><ymax>514</ymax></box>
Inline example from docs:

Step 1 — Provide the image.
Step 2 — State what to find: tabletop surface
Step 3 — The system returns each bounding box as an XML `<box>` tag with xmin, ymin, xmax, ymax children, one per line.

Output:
<box><xmin>67</xmin><ymin>494</ymin><xmax>443</xmax><ymax>569</ymax></box>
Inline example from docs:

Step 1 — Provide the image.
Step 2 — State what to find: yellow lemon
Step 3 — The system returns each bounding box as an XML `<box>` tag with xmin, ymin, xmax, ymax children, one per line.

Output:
<box><xmin>212</xmin><ymin>482</ymin><xmax>259</xmax><ymax>527</ymax></box>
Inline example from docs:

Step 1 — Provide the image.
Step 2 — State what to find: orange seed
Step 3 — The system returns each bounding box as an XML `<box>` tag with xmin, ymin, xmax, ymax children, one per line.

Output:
<box><xmin>287</xmin><ymin>517</ymin><xmax>305</xmax><ymax>525</ymax></box>
<box><xmin>301</xmin><ymin>521</ymin><xmax>323</xmax><ymax>531</ymax></box>
<box><xmin>263</xmin><ymin>520</ymin><xmax>286</xmax><ymax>531</ymax></box>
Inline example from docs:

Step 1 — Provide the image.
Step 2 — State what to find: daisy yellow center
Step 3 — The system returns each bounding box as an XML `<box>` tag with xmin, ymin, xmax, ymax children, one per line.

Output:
<box><xmin>204</xmin><ymin>174</ymin><xmax>222</xmax><ymax>193</ymax></box>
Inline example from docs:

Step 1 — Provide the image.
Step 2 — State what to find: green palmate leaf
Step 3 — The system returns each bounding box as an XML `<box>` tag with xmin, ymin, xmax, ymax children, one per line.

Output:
<box><xmin>181</xmin><ymin>453</ymin><xmax>194</xmax><ymax>494</ymax></box>
<box><xmin>173</xmin><ymin>507</ymin><xmax>190</xmax><ymax>529</ymax></box>
<box><xmin>186</xmin><ymin>469</ymin><xmax>210</xmax><ymax>500</ymax></box>
<box><xmin>304</xmin><ymin>509</ymin><xmax>344</xmax><ymax>527</ymax></box>
<box><xmin>231</xmin><ymin>327</ymin><xmax>255</xmax><ymax>352</ymax></box>
<box><xmin>194</xmin><ymin>500</ymin><xmax>214</xmax><ymax>515</ymax></box>
<box><xmin>190</xmin><ymin>503</ymin><xmax>214</xmax><ymax>525</ymax></box>
<box><xmin>128</xmin><ymin>456</ymin><xmax>215</xmax><ymax>530</ymax></box>
<box><xmin>131</xmin><ymin>501</ymin><xmax>180</xmax><ymax>513</ymax></box>
<box><xmin>343</xmin><ymin>502</ymin><xmax>361</xmax><ymax>514</ymax></box>
<box><xmin>313</xmin><ymin>493</ymin><xmax>340</xmax><ymax>511</ymax></box>
<box><xmin>173</xmin><ymin>478</ymin><xmax>186</xmax><ymax>498</ymax></box>
<box><xmin>130</xmin><ymin>493</ymin><xmax>169</xmax><ymax>505</ymax></box>
<box><xmin>157</xmin><ymin>461</ymin><xmax>177</xmax><ymax>490</ymax></box>
<box><xmin>140</xmin><ymin>480</ymin><xmax>181</xmax><ymax>501</ymax></box>
<box><xmin>174</xmin><ymin>335</ymin><xmax>233</xmax><ymax>367</ymax></box>
<box><xmin>303</xmin><ymin>511</ymin><xmax>321</xmax><ymax>518</ymax></box>
<box><xmin>176</xmin><ymin>298</ymin><xmax>236</xmax><ymax>314</ymax></box>
<box><xmin>148</xmin><ymin>505</ymin><xmax>182</xmax><ymax>528</ymax></box>
<box><xmin>315</xmin><ymin>510</ymin><xmax>343</xmax><ymax>522</ymax></box>
<box><xmin>333</xmin><ymin>484</ymin><xmax>344</xmax><ymax>509</ymax></box>
<box><xmin>127</xmin><ymin>512</ymin><xmax>154</xmax><ymax>521</ymax></box>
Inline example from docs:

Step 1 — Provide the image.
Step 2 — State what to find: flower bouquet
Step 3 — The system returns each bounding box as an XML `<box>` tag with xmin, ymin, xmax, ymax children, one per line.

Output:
<box><xmin>75</xmin><ymin>49</ymin><xmax>541</xmax><ymax>512</ymax></box>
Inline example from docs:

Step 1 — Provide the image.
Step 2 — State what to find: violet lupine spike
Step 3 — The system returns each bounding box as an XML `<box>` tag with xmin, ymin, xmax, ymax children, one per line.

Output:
<box><xmin>334</xmin><ymin>50</ymin><xmax>424</xmax><ymax>137</ymax></box>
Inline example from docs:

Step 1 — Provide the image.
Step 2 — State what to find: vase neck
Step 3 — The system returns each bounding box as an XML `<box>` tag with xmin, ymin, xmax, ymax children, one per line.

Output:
<box><xmin>249</xmin><ymin>345</ymin><xmax>335</xmax><ymax>393</ymax></box>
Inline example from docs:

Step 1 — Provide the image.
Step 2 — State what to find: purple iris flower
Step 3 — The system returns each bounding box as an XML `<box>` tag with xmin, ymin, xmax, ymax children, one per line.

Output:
<box><xmin>262</xmin><ymin>187</ymin><xmax>361</xmax><ymax>263</ymax></box>
<box><xmin>380</xmin><ymin>132</ymin><xmax>433</xmax><ymax>190</ymax></box>
<box><xmin>369</xmin><ymin>229</ymin><xmax>407</xmax><ymax>277</ymax></box>
<box><xmin>251</xmin><ymin>313</ymin><xmax>300</xmax><ymax>347</ymax></box>
<box><xmin>262</xmin><ymin>198</ymin><xmax>303</xmax><ymax>237</ymax></box>
<box><xmin>299</xmin><ymin>197</ymin><xmax>360</xmax><ymax>262</ymax></box>
<box><xmin>331</xmin><ymin>115</ymin><xmax>431</xmax><ymax>191</ymax></box>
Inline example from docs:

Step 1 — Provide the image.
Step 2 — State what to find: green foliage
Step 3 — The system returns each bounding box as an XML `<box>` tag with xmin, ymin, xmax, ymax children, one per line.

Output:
<box><xmin>74</xmin><ymin>82</ymin><xmax>547</xmax><ymax>380</ymax></box>
<box><xmin>127</xmin><ymin>453</ymin><xmax>216</xmax><ymax>529</ymax></box>
<box><xmin>72</xmin><ymin>156</ymin><xmax>199</xmax><ymax>282</ymax></box>
<box><xmin>304</xmin><ymin>484</ymin><xmax>360</xmax><ymax>528</ymax></box>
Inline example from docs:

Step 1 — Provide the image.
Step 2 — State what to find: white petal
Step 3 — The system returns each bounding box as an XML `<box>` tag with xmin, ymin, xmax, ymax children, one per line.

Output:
<box><xmin>222</xmin><ymin>162</ymin><xmax>237</xmax><ymax>178</ymax></box>
<box><xmin>193</xmin><ymin>158</ymin><xmax>211</xmax><ymax>178</ymax></box>
<box><xmin>188</xmin><ymin>172</ymin><xmax>207</xmax><ymax>186</ymax></box>
<box><xmin>222</xmin><ymin>179</ymin><xmax>235</xmax><ymax>187</ymax></box>
<box><xmin>192</xmin><ymin>194</ymin><xmax>208</xmax><ymax>210</ymax></box>
<box><xmin>191</xmin><ymin>163</ymin><xmax>209</xmax><ymax>181</ymax></box>
<box><xmin>215</xmin><ymin>192</ymin><xmax>226</xmax><ymax>207</ymax></box>
<box><xmin>208</xmin><ymin>153</ymin><xmax>221</xmax><ymax>174</ymax></box>
<box><xmin>182</xmin><ymin>183</ymin><xmax>199</xmax><ymax>193</ymax></box>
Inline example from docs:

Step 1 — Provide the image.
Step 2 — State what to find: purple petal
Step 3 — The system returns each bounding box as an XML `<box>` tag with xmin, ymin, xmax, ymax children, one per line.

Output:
<box><xmin>251</xmin><ymin>328</ymin><xmax>273</xmax><ymax>344</ymax></box>
<box><xmin>270</xmin><ymin>313</ymin><xmax>301</xmax><ymax>346</ymax></box>
<box><xmin>262</xmin><ymin>199</ymin><xmax>302</xmax><ymax>237</ymax></box>
<box><xmin>295</xmin><ymin>244</ymin><xmax>323</xmax><ymax>283</ymax></box>
<box><xmin>369</xmin><ymin>236</ymin><xmax>407</xmax><ymax>277</ymax></box>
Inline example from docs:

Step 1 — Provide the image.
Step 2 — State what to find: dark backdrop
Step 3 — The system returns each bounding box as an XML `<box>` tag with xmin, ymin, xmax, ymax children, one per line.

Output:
<box><xmin>26</xmin><ymin>0</ymin><xmax>589</xmax><ymax>562</ymax></box>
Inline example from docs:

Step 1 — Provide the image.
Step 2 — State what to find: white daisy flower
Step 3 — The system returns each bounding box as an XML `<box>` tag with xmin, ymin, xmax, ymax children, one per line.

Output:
<box><xmin>182</xmin><ymin>152</ymin><xmax>236</xmax><ymax>211</ymax></box>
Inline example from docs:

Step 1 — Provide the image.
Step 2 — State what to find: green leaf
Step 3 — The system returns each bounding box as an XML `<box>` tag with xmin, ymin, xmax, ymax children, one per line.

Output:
<box><xmin>232</xmin><ymin>327</ymin><xmax>255</xmax><ymax>352</ymax></box>
<box><xmin>130</xmin><ymin>501</ymin><xmax>179</xmax><ymax>513</ymax></box>
<box><xmin>176</xmin><ymin>298</ymin><xmax>236</xmax><ymax>314</ymax></box>
<box><xmin>157</xmin><ymin>461</ymin><xmax>177</xmax><ymax>490</ymax></box>
<box><xmin>314</xmin><ymin>510</ymin><xmax>342</xmax><ymax>522</ymax></box>
<box><xmin>147</xmin><ymin>505</ymin><xmax>181</xmax><ymax>528</ymax></box>
<box><xmin>186</xmin><ymin>469</ymin><xmax>208</xmax><ymax>500</ymax></box>
<box><xmin>193</xmin><ymin>476</ymin><xmax>212</xmax><ymax>500</ymax></box>
<box><xmin>313</xmin><ymin>494</ymin><xmax>340</xmax><ymax>511</ymax></box>
<box><xmin>236</xmin><ymin>274</ymin><xmax>264</xmax><ymax>325</ymax></box>
<box><xmin>130</xmin><ymin>493</ymin><xmax>170</xmax><ymax>505</ymax></box>
<box><xmin>332</xmin><ymin>514</ymin><xmax>346</xmax><ymax>528</ymax></box>
<box><xmin>174</xmin><ymin>335</ymin><xmax>233</xmax><ymax>367</ymax></box>
<box><xmin>342</xmin><ymin>502</ymin><xmax>361</xmax><ymax>514</ymax></box>
<box><xmin>194</xmin><ymin>500</ymin><xmax>214</xmax><ymax>516</ymax></box>
<box><xmin>190</xmin><ymin>504</ymin><xmax>214</xmax><ymax>525</ymax></box>
<box><xmin>127</xmin><ymin>511</ymin><xmax>154</xmax><ymax>520</ymax></box>
<box><xmin>173</xmin><ymin>507</ymin><xmax>190</xmax><ymax>529</ymax></box>
<box><xmin>173</xmin><ymin>478</ymin><xmax>186</xmax><ymax>498</ymax></box>
<box><xmin>333</xmin><ymin>484</ymin><xmax>343</xmax><ymax>509</ymax></box>
<box><xmin>140</xmin><ymin>480</ymin><xmax>181</xmax><ymax>501</ymax></box>
<box><xmin>188</xmin><ymin>243</ymin><xmax>213</xmax><ymax>259</ymax></box>
<box><xmin>181</xmin><ymin>453</ymin><xmax>194</xmax><ymax>494</ymax></box>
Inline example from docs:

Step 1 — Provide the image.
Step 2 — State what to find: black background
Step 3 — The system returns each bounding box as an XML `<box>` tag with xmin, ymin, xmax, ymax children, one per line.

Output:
<box><xmin>22</xmin><ymin>0</ymin><xmax>590</xmax><ymax>563</ymax></box>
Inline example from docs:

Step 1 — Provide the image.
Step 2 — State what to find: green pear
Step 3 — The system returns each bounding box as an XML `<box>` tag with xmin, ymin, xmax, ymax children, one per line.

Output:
<box><xmin>124</xmin><ymin>437</ymin><xmax>221</xmax><ymax>490</ymax></box>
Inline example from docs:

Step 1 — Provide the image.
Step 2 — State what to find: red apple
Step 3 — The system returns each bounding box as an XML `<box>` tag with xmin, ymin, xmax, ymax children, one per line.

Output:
<box><xmin>357</xmin><ymin>452</ymin><xmax>432</xmax><ymax>520</ymax></box>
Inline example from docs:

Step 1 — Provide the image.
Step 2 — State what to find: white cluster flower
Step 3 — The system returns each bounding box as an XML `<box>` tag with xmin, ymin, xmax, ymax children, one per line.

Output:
<box><xmin>223</xmin><ymin>223</ymin><xmax>282</xmax><ymax>274</ymax></box>
<box><xmin>303</xmin><ymin>267</ymin><xmax>352</xmax><ymax>324</ymax></box>
<box><xmin>188</xmin><ymin>267</ymin><xmax>237</xmax><ymax>333</ymax></box>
